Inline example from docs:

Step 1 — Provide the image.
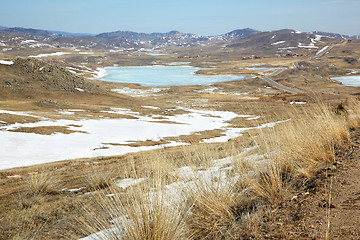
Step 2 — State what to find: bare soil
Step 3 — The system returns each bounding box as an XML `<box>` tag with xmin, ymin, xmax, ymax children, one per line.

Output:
<box><xmin>258</xmin><ymin>129</ymin><xmax>360</xmax><ymax>239</ymax></box>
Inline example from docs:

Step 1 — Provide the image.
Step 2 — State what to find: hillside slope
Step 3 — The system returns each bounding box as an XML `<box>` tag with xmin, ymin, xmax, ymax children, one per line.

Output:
<box><xmin>0</xmin><ymin>58</ymin><xmax>102</xmax><ymax>97</ymax></box>
<box><xmin>225</xmin><ymin>29</ymin><xmax>340</xmax><ymax>55</ymax></box>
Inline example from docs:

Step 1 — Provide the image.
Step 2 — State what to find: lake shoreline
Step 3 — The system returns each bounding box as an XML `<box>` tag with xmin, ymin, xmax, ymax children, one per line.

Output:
<box><xmin>97</xmin><ymin>65</ymin><xmax>250</xmax><ymax>87</ymax></box>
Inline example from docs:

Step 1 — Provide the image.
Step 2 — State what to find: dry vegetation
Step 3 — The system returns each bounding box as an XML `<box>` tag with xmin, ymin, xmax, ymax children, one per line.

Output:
<box><xmin>71</xmin><ymin>101</ymin><xmax>356</xmax><ymax>240</ymax></box>
<box><xmin>1</xmin><ymin>100</ymin><xmax>355</xmax><ymax>239</ymax></box>
<box><xmin>1</xmin><ymin>39</ymin><xmax>360</xmax><ymax>239</ymax></box>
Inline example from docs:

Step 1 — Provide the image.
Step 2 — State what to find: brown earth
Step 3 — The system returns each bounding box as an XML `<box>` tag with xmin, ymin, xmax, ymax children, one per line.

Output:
<box><xmin>258</xmin><ymin>129</ymin><xmax>360</xmax><ymax>239</ymax></box>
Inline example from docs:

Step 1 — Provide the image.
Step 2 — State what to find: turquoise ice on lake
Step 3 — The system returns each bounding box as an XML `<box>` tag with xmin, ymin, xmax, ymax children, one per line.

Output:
<box><xmin>332</xmin><ymin>75</ymin><xmax>360</xmax><ymax>87</ymax></box>
<box><xmin>99</xmin><ymin>65</ymin><xmax>249</xmax><ymax>87</ymax></box>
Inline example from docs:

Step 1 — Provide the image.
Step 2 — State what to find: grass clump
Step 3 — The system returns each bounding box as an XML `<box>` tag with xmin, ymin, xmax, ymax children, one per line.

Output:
<box><xmin>26</xmin><ymin>172</ymin><xmax>60</xmax><ymax>196</ymax></box>
<box><xmin>186</xmin><ymin>183</ymin><xmax>237</xmax><ymax>239</ymax></box>
<box><xmin>85</xmin><ymin>167</ymin><xmax>118</xmax><ymax>191</ymax></box>
<box><xmin>80</xmin><ymin>177</ymin><xmax>190</xmax><ymax>240</ymax></box>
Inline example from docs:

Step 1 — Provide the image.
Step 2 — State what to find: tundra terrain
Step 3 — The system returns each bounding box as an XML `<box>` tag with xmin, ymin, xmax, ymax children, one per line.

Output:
<box><xmin>0</xmin><ymin>27</ymin><xmax>359</xmax><ymax>239</ymax></box>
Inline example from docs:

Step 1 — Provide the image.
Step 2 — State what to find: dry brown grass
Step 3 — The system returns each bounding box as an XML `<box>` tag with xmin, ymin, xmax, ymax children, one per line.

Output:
<box><xmin>2</xmin><ymin>100</ymin><xmax>359</xmax><ymax>240</ymax></box>
<box><xmin>25</xmin><ymin>172</ymin><xmax>61</xmax><ymax>196</ymax></box>
<box><xmin>244</xmin><ymin>101</ymin><xmax>351</xmax><ymax>206</ymax></box>
<box><xmin>347</xmin><ymin>100</ymin><xmax>360</xmax><ymax>130</ymax></box>
<box><xmin>78</xmin><ymin>144</ymin><xmax>253</xmax><ymax>239</ymax></box>
<box><xmin>251</xmin><ymin>161</ymin><xmax>285</xmax><ymax>204</ymax></box>
<box><xmin>5</xmin><ymin>206</ymin><xmax>46</xmax><ymax>240</ymax></box>
<box><xmin>85</xmin><ymin>167</ymin><xmax>117</xmax><ymax>191</ymax></box>
<box><xmin>79</xmin><ymin>177</ymin><xmax>190</xmax><ymax>240</ymax></box>
<box><xmin>77</xmin><ymin>101</ymin><xmax>358</xmax><ymax>239</ymax></box>
<box><xmin>186</xmin><ymin>182</ymin><xmax>237</xmax><ymax>239</ymax></box>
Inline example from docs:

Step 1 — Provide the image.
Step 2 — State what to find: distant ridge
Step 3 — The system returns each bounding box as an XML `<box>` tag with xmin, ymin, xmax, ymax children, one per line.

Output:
<box><xmin>0</xmin><ymin>27</ymin><xmax>260</xmax><ymax>48</ymax></box>
<box><xmin>0</xmin><ymin>27</ymin><xmax>96</xmax><ymax>39</ymax></box>
<box><xmin>0</xmin><ymin>26</ymin><xmax>357</xmax><ymax>51</ymax></box>
<box><xmin>48</xmin><ymin>30</ymin><xmax>96</xmax><ymax>37</ymax></box>
<box><xmin>0</xmin><ymin>26</ymin><xmax>357</xmax><ymax>41</ymax></box>
<box><xmin>312</xmin><ymin>31</ymin><xmax>351</xmax><ymax>39</ymax></box>
<box><xmin>223</xmin><ymin>28</ymin><xmax>260</xmax><ymax>38</ymax></box>
<box><xmin>95</xmin><ymin>30</ymin><xmax>196</xmax><ymax>40</ymax></box>
<box><xmin>0</xmin><ymin>27</ymin><xmax>59</xmax><ymax>39</ymax></box>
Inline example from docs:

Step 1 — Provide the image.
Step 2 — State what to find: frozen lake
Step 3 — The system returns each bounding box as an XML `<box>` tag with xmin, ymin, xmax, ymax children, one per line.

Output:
<box><xmin>98</xmin><ymin>65</ymin><xmax>249</xmax><ymax>87</ymax></box>
<box><xmin>331</xmin><ymin>75</ymin><xmax>360</xmax><ymax>87</ymax></box>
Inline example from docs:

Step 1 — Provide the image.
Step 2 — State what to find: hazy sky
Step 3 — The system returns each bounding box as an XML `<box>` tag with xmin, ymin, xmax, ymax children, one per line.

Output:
<box><xmin>1</xmin><ymin>0</ymin><xmax>359</xmax><ymax>35</ymax></box>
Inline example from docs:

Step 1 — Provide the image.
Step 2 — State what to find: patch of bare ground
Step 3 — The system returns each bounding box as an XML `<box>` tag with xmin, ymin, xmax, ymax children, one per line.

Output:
<box><xmin>8</xmin><ymin>125</ymin><xmax>87</xmax><ymax>135</ymax></box>
<box><xmin>0</xmin><ymin>113</ymin><xmax>39</xmax><ymax>125</ymax></box>
<box><xmin>104</xmin><ymin>139</ymin><xmax>170</xmax><ymax>147</ymax></box>
<box><xmin>164</xmin><ymin>129</ymin><xmax>226</xmax><ymax>143</ymax></box>
<box><xmin>256</xmin><ymin>128</ymin><xmax>360</xmax><ymax>239</ymax></box>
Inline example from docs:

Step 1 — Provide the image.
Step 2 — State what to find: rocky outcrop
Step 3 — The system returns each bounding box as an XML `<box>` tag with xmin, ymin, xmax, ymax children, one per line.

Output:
<box><xmin>0</xmin><ymin>58</ymin><xmax>102</xmax><ymax>94</ymax></box>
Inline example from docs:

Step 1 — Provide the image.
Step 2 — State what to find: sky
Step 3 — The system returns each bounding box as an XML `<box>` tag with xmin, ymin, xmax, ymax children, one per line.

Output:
<box><xmin>0</xmin><ymin>0</ymin><xmax>359</xmax><ymax>36</ymax></box>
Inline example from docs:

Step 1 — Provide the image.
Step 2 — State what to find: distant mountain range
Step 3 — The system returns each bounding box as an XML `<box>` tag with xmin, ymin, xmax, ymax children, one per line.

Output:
<box><xmin>0</xmin><ymin>27</ymin><xmax>261</xmax><ymax>49</ymax></box>
<box><xmin>0</xmin><ymin>26</ymin><xmax>358</xmax><ymax>41</ymax></box>
<box><xmin>312</xmin><ymin>31</ymin><xmax>359</xmax><ymax>40</ymax></box>
<box><xmin>0</xmin><ymin>27</ymin><xmax>95</xmax><ymax>39</ymax></box>
<box><xmin>0</xmin><ymin>26</ymin><xmax>259</xmax><ymax>41</ymax></box>
<box><xmin>0</xmin><ymin>26</ymin><xmax>358</xmax><ymax>52</ymax></box>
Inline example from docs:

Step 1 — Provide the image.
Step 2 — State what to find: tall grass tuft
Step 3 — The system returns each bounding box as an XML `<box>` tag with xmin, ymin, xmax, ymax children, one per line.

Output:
<box><xmin>256</xmin><ymin>103</ymin><xmax>349</xmax><ymax>178</ymax></box>
<box><xmin>85</xmin><ymin>168</ymin><xmax>117</xmax><ymax>191</ymax></box>
<box><xmin>251</xmin><ymin>160</ymin><xmax>285</xmax><ymax>204</ymax></box>
<box><xmin>26</xmin><ymin>171</ymin><xmax>60</xmax><ymax>196</ymax></box>
<box><xmin>80</xmin><ymin>177</ymin><xmax>190</xmax><ymax>240</ymax></box>
<box><xmin>186</xmin><ymin>182</ymin><xmax>237</xmax><ymax>239</ymax></box>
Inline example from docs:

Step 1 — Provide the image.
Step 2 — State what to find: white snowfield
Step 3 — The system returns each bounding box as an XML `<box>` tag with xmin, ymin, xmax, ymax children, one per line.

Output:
<box><xmin>0</xmin><ymin>108</ymin><xmax>253</xmax><ymax>170</ymax></box>
<box><xmin>0</xmin><ymin>60</ymin><xmax>14</xmax><ymax>65</ymax></box>
<box><xmin>29</xmin><ymin>52</ymin><xmax>71</xmax><ymax>58</ymax></box>
<box><xmin>0</xmin><ymin>107</ymin><xmax>289</xmax><ymax>170</ymax></box>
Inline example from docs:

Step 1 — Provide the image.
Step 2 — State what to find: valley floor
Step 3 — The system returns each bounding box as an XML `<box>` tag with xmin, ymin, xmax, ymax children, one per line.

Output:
<box><xmin>0</xmin><ymin>38</ymin><xmax>360</xmax><ymax>239</ymax></box>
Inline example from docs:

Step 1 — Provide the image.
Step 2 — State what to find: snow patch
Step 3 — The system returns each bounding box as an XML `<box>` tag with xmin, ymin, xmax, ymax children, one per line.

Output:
<box><xmin>21</xmin><ymin>40</ymin><xmax>37</xmax><ymax>44</ymax></box>
<box><xmin>298</xmin><ymin>42</ymin><xmax>318</xmax><ymax>49</ymax></box>
<box><xmin>316</xmin><ymin>46</ymin><xmax>329</xmax><ymax>55</ymax></box>
<box><xmin>246</xmin><ymin>116</ymin><xmax>261</xmax><ymax>121</ymax></box>
<box><xmin>112</xmin><ymin>87</ymin><xmax>167</xmax><ymax>97</ymax></box>
<box><xmin>290</xmin><ymin>101</ymin><xmax>307</xmax><ymax>105</ymax></box>
<box><xmin>93</xmin><ymin>67</ymin><xmax>108</xmax><ymax>79</ymax></box>
<box><xmin>0</xmin><ymin>60</ymin><xmax>14</xmax><ymax>65</ymax></box>
<box><xmin>315</xmin><ymin>35</ymin><xmax>322</xmax><ymax>41</ymax></box>
<box><xmin>0</xmin><ymin>109</ymin><xmax>45</xmax><ymax>119</ymax></box>
<box><xmin>29</xmin><ymin>52</ymin><xmax>71</xmax><ymax>58</ymax></box>
<box><xmin>271</xmin><ymin>41</ymin><xmax>285</xmax><ymax>45</ymax></box>
<box><xmin>142</xmin><ymin>106</ymin><xmax>160</xmax><ymax>110</ymax></box>
<box><xmin>116</xmin><ymin>178</ymin><xmax>147</xmax><ymax>189</ymax></box>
